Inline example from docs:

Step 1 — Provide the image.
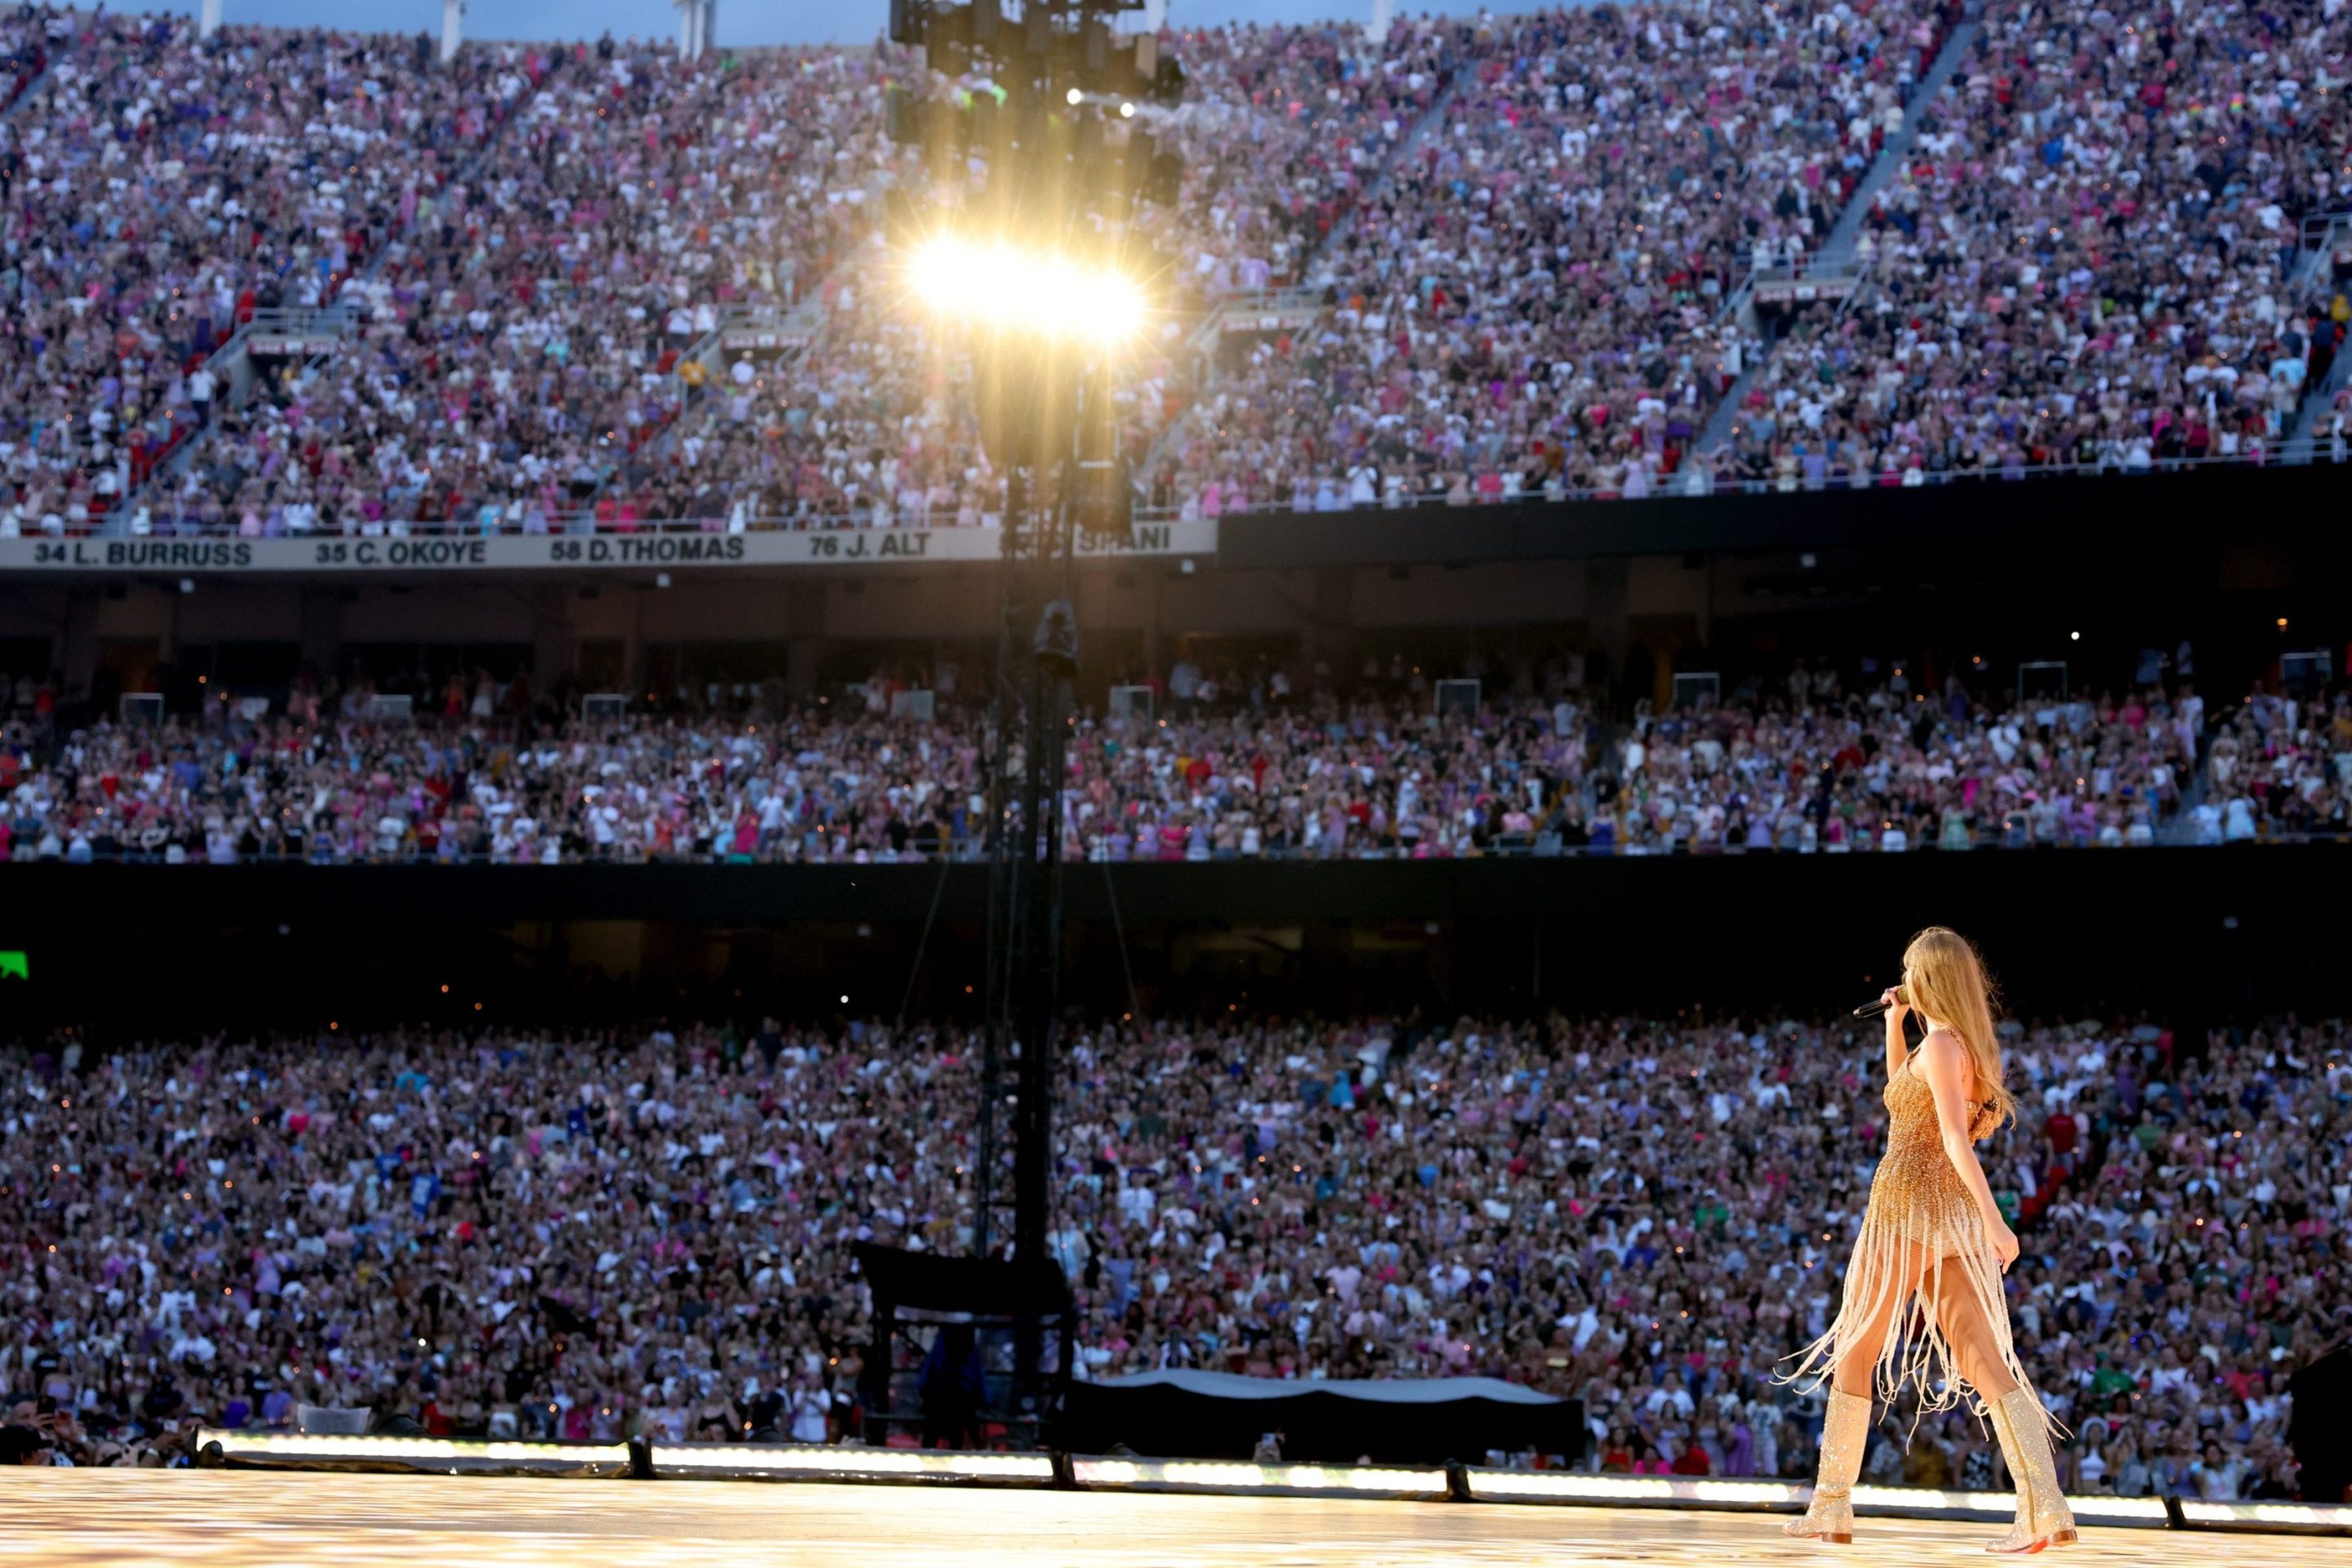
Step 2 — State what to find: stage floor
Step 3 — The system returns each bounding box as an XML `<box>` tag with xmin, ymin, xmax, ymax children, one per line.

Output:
<box><xmin>0</xmin><ymin>1469</ymin><xmax>2321</xmax><ymax>1566</ymax></box>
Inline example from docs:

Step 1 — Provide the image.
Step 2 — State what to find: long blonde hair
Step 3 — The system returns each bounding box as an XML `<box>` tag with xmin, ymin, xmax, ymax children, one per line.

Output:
<box><xmin>1902</xmin><ymin>925</ymin><xmax>2015</xmax><ymax>1136</ymax></box>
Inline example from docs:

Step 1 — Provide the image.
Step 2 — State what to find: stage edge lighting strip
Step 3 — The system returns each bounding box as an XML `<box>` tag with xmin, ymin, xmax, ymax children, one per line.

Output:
<box><xmin>1468</xmin><ymin>1472</ymin><xmax>1796</xmax><ymax>1507</ymax></box>
<box><xmin>197</xmin><ymin>1430</ymin><xmax>630</xmax><ymax>1466</ymax></box>
<box><xmin>654</xmin><ymin>1445</ymin><xmax>1052</xmax><ymax>1481</ymax></box>
<box><xmin>1856</xmin><ymin>1485</ymin><xmax>2167</xmax><ymax>1523</ymax></box>
<box><xmin>1071</xmin><ymin>1458</ymin><xmax>1449</xmax><ymax>1498</ymax></box>
<box><xmin>187</xmin><ymin>1431</ymin><xmax>2348</xmax><ymax>1534</ymax></box>
<box><xmin>1466</xmin><ymin>1472</ymin><xmax>2173</xmax><ymax>1527</ymax></box>
<box><xmin>2182</xmin><ymin>1500</ymin><xmax>2352</xmax><ymax>1532</ymax></box>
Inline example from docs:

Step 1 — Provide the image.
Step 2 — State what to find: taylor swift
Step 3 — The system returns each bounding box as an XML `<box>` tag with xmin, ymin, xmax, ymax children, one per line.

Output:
<box><xmin>1780</xmin><ymin>927</ymin><xmax>2075</xmax><ymax>1553</ymax></box>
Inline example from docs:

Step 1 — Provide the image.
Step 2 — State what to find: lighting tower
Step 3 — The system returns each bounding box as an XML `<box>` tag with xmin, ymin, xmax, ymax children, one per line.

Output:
<box><xmin>886</xmin><ymin>0</ymin><xmax>1183</xmax><ymax>1340</ymax></box>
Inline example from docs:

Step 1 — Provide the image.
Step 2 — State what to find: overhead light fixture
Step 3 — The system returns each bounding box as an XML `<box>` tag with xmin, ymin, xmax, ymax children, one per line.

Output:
<box><xmin>906</xmin><ymin>234</ymin><xmax>1147</xmax><ymax>348</ymax></box>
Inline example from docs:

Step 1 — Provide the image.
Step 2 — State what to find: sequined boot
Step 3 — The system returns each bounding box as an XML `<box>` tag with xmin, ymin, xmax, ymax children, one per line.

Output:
<box><xmin>1986</xmin><ymin>1387</ymin><xmax>2077</xmax><ymax>1553</ymax></box>
<box><xmin>1784</xmin><ymin>1388</ymin><xmax>1869</xmax><ymax>1544</ymax></box>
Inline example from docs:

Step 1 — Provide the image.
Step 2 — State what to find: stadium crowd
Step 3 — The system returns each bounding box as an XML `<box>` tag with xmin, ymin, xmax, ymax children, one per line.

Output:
<box><xmin>1598</xmin><ymin>665</ymin><xmax>2203</xmax><ymax>853</ymax></box>
<box><xmin>0</xmin><ymin>657</ymin><xmax>2296</xmax><ymax>861</ymax></box>
<box><xmin>1154</xmin><ymin>0</ymin><xmax>1962</xmax><ymax>513</ymax></box>
<box><xmin>6</xmin><ymin>0</ymin><xmax>2347</xmax><ymax>539</ymax></box>
<box><xmin>0</xmin><ymin>1008</ymin><xmax>2337</xmax><ymax>1500</ymax></box>
<box><xmin>0</xmin><ymin>684</ymin><xmax>1585</xmax><ymax>864</ymax></box>
<box><xmin>0</xmin><ymin>11</ymin><xmax>525</xmax><ymax>537</ymax></box>
<box><xmin>1724</xmin><ymin>0</ymin><xmax>2352</xmax><ymax>485</ymax></box>
<box><xmin>601</xmin><ymin>16</ymin><xmax>1474</xmax><ymax>532</ymax></box>
<box><xmin>2194</xmin><ymin>684</ymin><xmax>2352</xmax><ymax>844</ymax></box>
<box><xmin>140</xmin><ymin>36</ymin><xmax>901</xmax><ymax>537</ymax></box>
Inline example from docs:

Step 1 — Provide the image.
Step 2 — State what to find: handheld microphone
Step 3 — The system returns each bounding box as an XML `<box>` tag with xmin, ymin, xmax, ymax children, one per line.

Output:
<box><xmin>1853</xmin><ymin>986</ymin><xmax>1910</xmax><ymax>1020</ymax></box>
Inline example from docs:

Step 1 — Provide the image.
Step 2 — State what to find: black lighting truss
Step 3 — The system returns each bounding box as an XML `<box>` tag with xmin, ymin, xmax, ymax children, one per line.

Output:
<box><xmin>933</xmin><ymin>0</ymin><xmax>1174</xmax><ymax>1363</ymax></box>
<box><xmin>962</xmin><ymin>394</ymin><xmax>1086</xmax><ymax>1443</ymax></box>
<box><xmin>973</xmin><ymin>447</ymin><xmax>1077</xmax><ymax>1276</ymax></box>
<box><xmin>888</xmin><ymin>0</ymin><xmax>1183</xmax><ymax>1435</ymax></box>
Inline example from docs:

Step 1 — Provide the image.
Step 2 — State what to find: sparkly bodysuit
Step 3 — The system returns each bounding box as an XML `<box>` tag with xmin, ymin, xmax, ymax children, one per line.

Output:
<box><xmin>1783</xmin><ymin>1045</ymin><xmax>2055</xmax><ymax>1437</ymax></box>
<box><xmin>1869</xmin><ymin>1052</ymin><xmax>2000</xmax><ymax>1258</ymax></box>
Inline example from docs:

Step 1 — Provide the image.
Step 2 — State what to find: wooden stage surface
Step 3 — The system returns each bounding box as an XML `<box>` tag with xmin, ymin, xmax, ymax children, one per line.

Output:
<box><xmin>0</xmin><ymin>1469</ymin><xmax>2320</xmax><ymax>1566</ymax></box>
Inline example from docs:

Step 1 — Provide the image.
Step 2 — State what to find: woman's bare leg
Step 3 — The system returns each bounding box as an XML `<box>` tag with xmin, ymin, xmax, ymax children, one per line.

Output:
<box><xmin>1787</xmin><ymin>1244</ymin><xmax>1930</xmax><ymax>1542</ymax></box>
<box><xmin>1831</xmin><ymin>1242</ymin><xmax>1931</xmax><ymax>1398</ymax></box>
<box><xmin>1927</xmin><ymin>1255</ymin><xmax>2020</xmax><ymax>1402</ymax></box>
<box><xmin>1930</xmin><ymin>1254</ymin><xmax>2075</xmax><ymax>1551</ymax></box>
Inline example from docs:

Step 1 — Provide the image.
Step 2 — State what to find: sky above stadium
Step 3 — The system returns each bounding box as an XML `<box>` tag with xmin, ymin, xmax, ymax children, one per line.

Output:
<box><xmin>113</xmin><ymin>0</ymin><xmax>1417</xmax><ymax>47</ymax></box>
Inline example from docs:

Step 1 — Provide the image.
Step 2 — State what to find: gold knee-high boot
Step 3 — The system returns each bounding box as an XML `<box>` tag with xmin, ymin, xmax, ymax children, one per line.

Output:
<box><xmin>1985</xmin><ymin>1387</ymin><xmax>2077</xmax><ymax>1553</ymax></box>
<box><xmin>1784</xmin><ymin>1388</ymin><xmax>1869</xmax><ymax>1544</ymax></box>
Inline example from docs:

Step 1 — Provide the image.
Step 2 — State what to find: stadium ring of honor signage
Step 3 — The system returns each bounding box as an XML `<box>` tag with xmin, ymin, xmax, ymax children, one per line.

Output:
<box><xmin>0</xmin><ymin>520</ymin><xmax>1216</xmax><ymax>576</ymax></box>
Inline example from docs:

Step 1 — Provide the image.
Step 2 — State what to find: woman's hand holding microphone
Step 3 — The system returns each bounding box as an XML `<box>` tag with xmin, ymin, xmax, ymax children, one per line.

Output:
<box><xmin>1880</xmin><ymin>986</ymin><xmax>1910</xmax><ymax>1036</ymax></box>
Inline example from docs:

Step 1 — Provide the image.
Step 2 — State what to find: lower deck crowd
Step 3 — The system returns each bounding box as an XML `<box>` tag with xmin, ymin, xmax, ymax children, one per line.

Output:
<box><xmin>1</xmin><ymin>1009</ymin><xmax>2338</xmax><ymax>1500</ymax></box>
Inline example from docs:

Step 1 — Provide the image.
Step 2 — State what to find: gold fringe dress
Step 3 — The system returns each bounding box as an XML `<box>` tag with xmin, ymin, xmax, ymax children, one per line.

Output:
<box><xmin>1782</xmin><ymin>1049</ymin><xmax>2059</xmax><ymax>1437</ymax></box>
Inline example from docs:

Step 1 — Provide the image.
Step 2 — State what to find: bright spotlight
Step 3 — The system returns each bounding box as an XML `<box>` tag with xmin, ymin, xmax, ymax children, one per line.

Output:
<box><xmin>1119</xmin><ymin>100</ymin><xmax>1136</xmax><ymax>118</ymax></box>
<box><xmin>907</xmin><ymin>234</ymin><xmax>1147</xmax><ymax>348</ymax></box>
<box><xmin>1066</xmin><ymin>87</ymin><xmax>1085</xmax><ymax>106</ymax></box>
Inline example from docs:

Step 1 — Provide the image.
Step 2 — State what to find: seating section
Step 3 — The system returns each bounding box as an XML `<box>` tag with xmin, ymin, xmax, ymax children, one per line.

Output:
<box><xmin>1</xmin><ymin>1010</ymin><xmax>2328</xmax><ymax>1496</ymax></box>
<box><xmin>1155</xmin><ymin>0</ymin><xmax>1962</xmax><ymax>513</ymax></box>
<box><xmin>1721</xmin><ymin>0</ymin><xmax>2352</xmax><ymax>484</ymax></box>
<box><xmin>0</xmin><ymin>3</ymin><xmax>2346</xmax><ymax>542</ymax></box>
<box><xmin>0</xmin><ymin>670</ymin><xmax>2267</xmax><ymax>862</ymax></box>
<box><xmin>147</xmin><ymin>40</ymin><xmax>895</xmax><ymax>535</ymax></box>
<box><xmin>0</xmin><ymin>16</ymin><xmax>518</xmax><ymax>535</ymax></box>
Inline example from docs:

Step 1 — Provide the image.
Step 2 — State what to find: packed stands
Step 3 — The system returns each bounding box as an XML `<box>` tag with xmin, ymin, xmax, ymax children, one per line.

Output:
<box><xmin>0</xmin><ymin>658</ymin><xmax>2300</xmax><ymax>861</ymax></box>
<box><xmin>3</xmin><ymin>1</ymin><xmax>2347</xmax><ymax>541</ymax></box>
<box><xmin>2</xmin><ymin>1009</ymin><xmax>2335</xmax><ymax>1496</ymax></box>
<box><xmin>1153</xmin><ymin>0</ymin><xmax>1966</xmax><ymax>512</ymax></box>
<box><xmin>0</xmin><ymin>11</ymin><xmax>526</xmax><ymax>536</ymax></box>
<box><xmin>1722</xmin><ymin>0</ymin><xmax>2352</xmax><ymax>484</ymax></box>
<box><xmin>624</xmin><ymin>16</ymin><xmax>1474</xmax><ymax>531</ymax></box>
<box><xmin>145</xmin><ymin>38</ymin><xmax>894</xmax><ymax>537</ymax></box>
<box><xmin>2195</xmin><ymin>684</ymin><xmax>2352</xmax><ymax>843</ymax></box>
<box><xmin>0</xmin><ymin>688</ymin><xmax>1580</xmax><ymax>862</ymax></box>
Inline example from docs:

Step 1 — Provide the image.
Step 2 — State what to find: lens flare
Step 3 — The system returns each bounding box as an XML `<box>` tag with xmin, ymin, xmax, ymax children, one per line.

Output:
<box><xmin>906</xmin><ymin>234</ymin><xmax>1147</xmax><ymax>349</ymax></box>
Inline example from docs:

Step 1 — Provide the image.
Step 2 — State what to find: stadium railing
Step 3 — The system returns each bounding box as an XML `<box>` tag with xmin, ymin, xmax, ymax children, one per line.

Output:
<box><xmin>28</xmin><ymin>827</ymin><xmax>2331</xmax><ymax>867</ymax></box>
<box><xmin>42</xmin><ymin>430</ymin><xmax>2350</xmax><ymax>542</ymax></box>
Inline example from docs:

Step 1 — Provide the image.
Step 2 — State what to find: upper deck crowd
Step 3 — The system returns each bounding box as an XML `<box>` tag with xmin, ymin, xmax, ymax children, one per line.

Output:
<box><xmin>0</xmin><ymin>0</ymin><xmax>2345</xmax><ymax>541</ymax></box>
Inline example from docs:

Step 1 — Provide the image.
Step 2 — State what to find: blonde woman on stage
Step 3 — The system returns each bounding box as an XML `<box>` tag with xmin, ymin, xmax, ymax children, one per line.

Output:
<box><xmin>1781</xmin><ymin>927</ymin><xmax>2075</xmax><ymax>1553</ymax></box>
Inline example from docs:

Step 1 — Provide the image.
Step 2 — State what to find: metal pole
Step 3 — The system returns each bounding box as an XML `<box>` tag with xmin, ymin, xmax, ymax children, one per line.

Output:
<box><xmin>1012</xmin><ymin>612</ymin><xmax>1056</xmax><ymax>1269</ymax></box>
<box><xmin>973</xmin><ymin>490</ymin><xmax>1025</xmax><ymax>1261</ymax></box>
<box><xmin>1012</xmin><ymin>494</ymin><xmax>1073</xmax><ymax>1272</ymax></box>
<box><xmin>1009</xmin><ymin>446</ymin><xmax>1076</xmax><ymax>1438</ymax></box>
